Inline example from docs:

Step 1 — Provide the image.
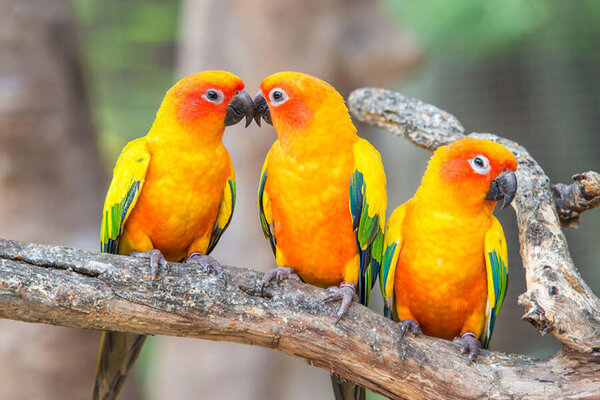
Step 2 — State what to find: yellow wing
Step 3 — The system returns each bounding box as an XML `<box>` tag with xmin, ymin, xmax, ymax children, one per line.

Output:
<box><xmin>258</xmin><ymin>145</ymin><xmax>276</xmax><ymax>255</ymax></box>
<box><xmin>351</xmin><ymin>138</ymin><xmax>387</xmax><ymax>306</ymax></box>
<box><xmin>482</xmin><ymin>216</ymin><xmax>509</xmax><ymax>349</ymax></box>
<box><xmin>100</xmin><ymin>138</ymin><xmax>150</xmax><ymax>254</ymax></box>
<box><xmin>380</xmin><ymin>202</ymin><xmax>407</xmax><ymax>319</ymax></box>
<box><xmin>206</xmin><ymin>168</ymin><xmax>236</xmax><ymax>255</ymax></box>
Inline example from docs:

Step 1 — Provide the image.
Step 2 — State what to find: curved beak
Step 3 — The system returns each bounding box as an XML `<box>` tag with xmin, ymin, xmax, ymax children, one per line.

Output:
<box><xmin>253</xmin><ymin>91</ymin><xmax>272</xmax><ymax>127</ymax></box>
<box><xmin>225</xmin><ymin>90</ymin><xmax>254</xmax><ymax>127</ymax></box>
<box><xmin>485</xmin><ymin>170</ymin><xmax>518</xmax><ymax>209</ymax></box>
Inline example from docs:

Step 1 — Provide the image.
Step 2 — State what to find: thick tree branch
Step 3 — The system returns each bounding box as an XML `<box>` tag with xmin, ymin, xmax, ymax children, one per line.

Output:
<box><xmin>0</xmin><ymin>238</ymin><xmax>599</xmax><ymax>399</ymax></box>
<box><xmin>348</xmin><ymin>87</ymin><xmax>600</xmax><ymax>354</ymax></box>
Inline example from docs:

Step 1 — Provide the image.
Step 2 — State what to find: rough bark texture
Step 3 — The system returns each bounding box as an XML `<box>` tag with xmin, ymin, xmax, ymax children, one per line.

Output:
<box><xmin>552</xmin><ymin>171</ymin><xmax>600</xmax><ymax>228</ymax></box>
<box><xmin>0</xmin><ymin>1</ymin><xmax>106</xmax><ymax>399</ymax></box>
<box><xmin>348</xmin><ymin>88</ymin><xmax>600</xmax><ymax>354</ymax></box>
<box><xmin>0</xmin><ymin>238</ymin><xmax>599</xmax><ymax>400</ymax></box>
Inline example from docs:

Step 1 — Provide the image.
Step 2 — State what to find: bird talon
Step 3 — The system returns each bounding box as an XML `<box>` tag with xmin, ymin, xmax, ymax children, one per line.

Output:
<box><xmin>398</xmin><ymin>319</ymin><xmax>421</xmax><ymax>338</ymax></box>
<box><xmin>261</xmin><ymin>267</ymin><xmax>300</xmax><ymax>293</ymax></box>
<box><xmin>322</xmin><ymin>282</ymin><xmax>357</xmax><ymax>324</ymax></box>
<box><xmin>453</xmin><ymin>332</ymin><xmax>481</xmax><ymax>362</ymax></box>
<box><xmin>185</xmin><ymin>253</ymin><xmax>226</xmax><ymax>284</ymax></box>
<box><xmin>129</xmin><ymin>249</ymin><xmax>169</xmax><ymax>280</ymax></box>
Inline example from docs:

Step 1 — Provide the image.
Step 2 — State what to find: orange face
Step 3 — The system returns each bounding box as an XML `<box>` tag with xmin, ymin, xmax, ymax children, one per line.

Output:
<box><xmin>255</xmin><ymin>71</ymin><xmax>346</xmax><ymax>132</ymax></box>
<box><xmin>435</xmin><ymin>138</ymin><xmax>518</xmax><ymax>207</ymax></box>
<box><xmin>166</xmin><ymin>70</ymin><xmax>252</xmax><ymax>131</ymax></box>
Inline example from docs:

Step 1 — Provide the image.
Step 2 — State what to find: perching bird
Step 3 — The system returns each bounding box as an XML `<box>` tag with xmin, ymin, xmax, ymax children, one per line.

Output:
<box><xmin>381</xmin><ymin>137</ymin><xmax>517</xmax><ymax>360</ymax></box>
<box><xmin>254</xmin><ymin>71</ymin><xmax>386</xmax><ymax>400</ymax></box>
<box><xmin>94</xmin><ymin>70</ymin><xmax>253</xmax><ymax>400</ymax></box>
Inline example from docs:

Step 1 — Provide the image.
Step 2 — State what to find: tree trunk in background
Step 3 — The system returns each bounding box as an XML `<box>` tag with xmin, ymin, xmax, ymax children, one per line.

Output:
<box><xmin>0</xmin><ymin>1</ymin><xmax>128</xmax><ymax>399</ymax></box>
<box><xmin>146</xmin><ymin>1</ymin><xmax>421</xmax><ymax>399</ymax></box>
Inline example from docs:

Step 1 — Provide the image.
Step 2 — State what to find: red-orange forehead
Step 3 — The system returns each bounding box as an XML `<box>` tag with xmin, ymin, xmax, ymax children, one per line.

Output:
<box><xmin>260</xmin><ymin>71</ymin><xmax>336</xmax><ymax>107</ymax></box>
<box><xmin>443</xmin><ymin>138</ymin><xmax>517</xmax><ymax>170</ymax></box>
<box><xmin>437</xmin><ymin>138</ymin><xmax>517</xmax><ymax>182</ymax></box>
<box><xmin>259</xmin><ymin>71</ymin><xmax>341</xmax><ymax>129</ymax></box>
<box><xmin>169</xmin><ymin>70</ymin><xmax>245</xmax><ymax>124</ymax></box>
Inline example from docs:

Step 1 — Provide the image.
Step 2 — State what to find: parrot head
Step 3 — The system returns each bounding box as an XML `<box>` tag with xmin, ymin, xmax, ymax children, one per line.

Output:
<box><xmin>158</xmin><ymin>70</ymin><xmax>253</xmax><ymax>135</ymax></box>
<box><xmin>428</xmin><ymin>138</ymin><xmax>518</xmax><ymax>209</ymax></box>
<box><xmin>253</xmin><ymin>71</ymin><xmax>355</xmax><ymax>140</ymax></box>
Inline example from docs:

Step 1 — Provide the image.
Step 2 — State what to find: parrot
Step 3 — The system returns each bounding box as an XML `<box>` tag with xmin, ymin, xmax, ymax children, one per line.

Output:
<box><xmin>380</xmin><ymin>137</ymin><xmax>518</xmax><ymax>361</ymax></box>
<box><xmin>253</xmin><ymin>71</ymin><xmax>387</xmax><ymax>400</ymax></box>
<box><xmin>93</xmin><ymin>70</ymin><xmax>253</xmax><ymax>400</ymax></box>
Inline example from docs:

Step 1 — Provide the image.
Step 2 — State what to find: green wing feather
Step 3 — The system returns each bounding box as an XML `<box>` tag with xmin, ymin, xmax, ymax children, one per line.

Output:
<box><xmin>350</xmin><ymin>139</ymin><xmax>387</xmax><ymax>306</ymax></box>
<box><xmin>206</xmin><ymin>173</ymin><xmax>236</xmax><ymax>255</ymax></box>
<box><xmin>482</xmin><ymin>216</ymin><xmax>509</xmax><ymax>349</ymax></box>
<box><xmin>258</xmin><ymin>147</ymin><xmax>276</xmax><ymax>255</ymax></box>
<box><xmin>95</xmin><ymin>138</ymin><xmax>150</xmax><ymax>400</ymax></box>
<box><xmin>380</xmin><ymin>203</ymin><xmax>407</xmax><ymax>319</ymax></box>
<box><xmin>100</xmin><ymin>138</ymin><xmax>150</xmax><ymax>254</ymax></box>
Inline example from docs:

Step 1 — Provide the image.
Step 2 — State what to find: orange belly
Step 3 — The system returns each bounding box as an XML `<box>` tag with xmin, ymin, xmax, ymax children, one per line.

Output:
<box><xmin>267</xmin><ymin>145</ymin><xmax>357</xmax><ymax>288</ymax></box>
<box><xmin>394</xmin><ymin>207</ymin><xmax>489</xmax><ymax>340</ymax></box>
<box><xmin>119</xmin><ymin>144</ymin><xmax>231</xmax><ymax>261</ymax></box>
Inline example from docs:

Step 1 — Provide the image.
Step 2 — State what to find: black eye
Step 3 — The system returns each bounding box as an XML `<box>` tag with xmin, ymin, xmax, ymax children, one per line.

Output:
<box><xmin>206</xmin><ymin>90</ymin><xmax>219</xmax><ymax>101</ymax></box>
<box><xmin>474</xmin><ymin>157</ymin><xmax>484</xmax><ymax>167</ymax></box>
<box><xmin>269</xmin><ymin>87</ymin><xmax>288</xmax><ymax>105</ymax></box>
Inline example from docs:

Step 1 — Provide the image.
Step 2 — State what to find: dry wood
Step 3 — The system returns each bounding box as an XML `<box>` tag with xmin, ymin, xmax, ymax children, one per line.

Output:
<box><xmin>0</xmin><ymin>238</ymin><xmax>599</xmax><ymax>399</ymax></box>
<box><xmin>0</xmin><ymin>88</ymin><xmax>599</xmax><ymax>399</ymax></box>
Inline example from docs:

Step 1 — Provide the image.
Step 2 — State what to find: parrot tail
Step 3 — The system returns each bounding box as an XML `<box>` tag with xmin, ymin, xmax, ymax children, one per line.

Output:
<box><xmin>331</xmin><ymin>374</ymin><xmax>365</xmax><ymax>400</ymax></box>
<box><xmin>93</xmin><ymin>331</ymin><xmax>147</xmax><ymax>400</ymax></box>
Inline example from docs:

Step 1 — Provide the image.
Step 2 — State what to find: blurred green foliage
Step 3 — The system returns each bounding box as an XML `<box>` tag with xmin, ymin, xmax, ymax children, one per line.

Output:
<box><xmin>383</xmin><ymin>0</ymin><xmax>600</xmax><ymax>55</ymax></box>
<box><xmin>71</xmin><ymin>0</ymin><xmax>180</xmax><ymax>167</ymax></box>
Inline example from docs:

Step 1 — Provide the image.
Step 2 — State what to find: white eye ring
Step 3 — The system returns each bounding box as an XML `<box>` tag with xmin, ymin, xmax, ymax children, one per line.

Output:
<box><xmin>203</xmin><ymin>89</ymin><xmax>224</xmax><ymax>104</ymax></box>
<box><xmin>268</xmin><ymin>87</ymin><xmax>288</xmax><ymax>106</ymax></box>
<box><xmin>469</xmin><ymin>155</ymin><xmax>491</xmax><ymax>175</ymax></box>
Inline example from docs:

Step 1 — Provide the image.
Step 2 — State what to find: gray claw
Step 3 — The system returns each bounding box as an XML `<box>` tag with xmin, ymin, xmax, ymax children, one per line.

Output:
<box><xmin>260</xmin><ymin>267</ymin><xmax>301</xmax><ymax>293</ymax></box>
<box><xmin>398</xmin><ymin>319</ymin><xmax>422</xmax><ymax>338</ymax></box>
<box><xmin>323</xmin><ymin>282</ymin><xmax>358</xmax><ymax>324</ymax></box>
<box><xmin>129</xmin><ymin>249</ymin><xmax>169</xmax><ymax>280</ymax></box>
<box><xmin>185</xmin><ymin>253</ymin><xmax>226</xmax><ymax>285</ymax></box>
<box><xmin>453</xmin><ymin>332</ymin><xmax>481</xmax><ymax>362</ymax></box>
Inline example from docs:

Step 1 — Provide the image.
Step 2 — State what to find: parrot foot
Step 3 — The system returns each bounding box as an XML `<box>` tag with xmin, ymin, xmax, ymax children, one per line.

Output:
<box><xmin>129</xmin><ymin>249</ymin><xmax>168</xmax><ymax>280</ymax></box>
<box><xmin>398</xmin><ymin>319</ymin><xmax>422</xmax><ymax>338</ymax></box>
<box><xmin>453</xmin><ymin>332</ymin><xmax>482</xmax><ymax>362</ymax></box>
<box><xmin>260</xmin><ymin>267</ymin><xmax>301</xmax><ymax>294</ymax></box>
<box><xmin>184</xmin><ymin>253</ymin><xmax>227</xmax><ymax>285</ymax></box>
<box><xmin>323</xmin><ymin>282</ymin><xmax>358</xmax><ymax>325</ymax></box>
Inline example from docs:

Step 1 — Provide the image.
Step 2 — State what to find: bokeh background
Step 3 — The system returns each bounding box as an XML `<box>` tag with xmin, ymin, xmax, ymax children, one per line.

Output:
<box><xmin>0</xmin><ymin>0</ymin><xmax>598</xmax><ymax>399</ymax></box>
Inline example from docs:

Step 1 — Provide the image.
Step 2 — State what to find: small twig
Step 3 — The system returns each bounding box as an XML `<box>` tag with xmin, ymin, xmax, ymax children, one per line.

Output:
<box><xmin>552</xmin><ymin>171</ymin><xmax>600</xmax><ymax>228</ymax></box>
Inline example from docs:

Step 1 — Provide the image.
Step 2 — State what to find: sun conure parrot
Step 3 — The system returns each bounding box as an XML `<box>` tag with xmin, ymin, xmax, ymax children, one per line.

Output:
<box><xmin>381</xmin><ymin>137</ymin><xmax>518</xmax><ymax>361</ymax></box>
<box><xmin>253</xmin><ymin>71</ymin><xmax>387</xmax><ymax>400</ymax></box>
<box><xmin>93</xmin><ymin>70</ymin><xmax>253</xmax><ymax>400</ymax></box>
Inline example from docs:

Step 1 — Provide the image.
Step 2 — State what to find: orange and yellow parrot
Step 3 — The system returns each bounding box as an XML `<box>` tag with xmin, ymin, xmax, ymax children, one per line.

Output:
<box><xmin>253</xmin><ymin>71</ymin><xmax>386</xmax><ymax>400</ymax></box>
<box><xmin>381</xmin><ymin>138</ymin><xmax>517</xmax><ymax>360</ymax></box>
<box><xmin>94</xmin><ymin>70</ymin><xmax>253</xmax><ymax>400</ymax></box>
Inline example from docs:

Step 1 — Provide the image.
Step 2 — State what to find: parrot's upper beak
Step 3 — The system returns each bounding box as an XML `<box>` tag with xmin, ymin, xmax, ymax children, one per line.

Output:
<box><xmin>485</xmin><ymin>170</ymin><xmax>517</xmax><ymax>209</ymax></box>
<box><xmin>225</xmin><ymin>90</ymin><xmax>254</xmax><ymax>127</ymax></box>
<box><xmin>253</xmin><ymin>92</ymin><xmax>272</xmax><ymax>127</ymax></box>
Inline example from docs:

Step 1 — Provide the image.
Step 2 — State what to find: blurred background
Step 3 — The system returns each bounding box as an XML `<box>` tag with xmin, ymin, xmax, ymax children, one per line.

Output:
<box><xmin>0</xmin><ymin>0</ymin><xmax>598</xmax><ymax>399</ymax></box>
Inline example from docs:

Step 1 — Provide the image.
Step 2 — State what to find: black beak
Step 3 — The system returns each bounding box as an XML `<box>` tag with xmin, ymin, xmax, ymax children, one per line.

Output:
<box><xmin>253</xmin><ymin>92</ymin><xmax>272</xmax><ymax>127</ymax></box>
<box><xmin>225</xmin><ymin>90</ymin><xmax>253</xmax><ymax>127</ymax></box>
<box><xmin>486</xmin><ymin>170</ymin><xmax>518</xmax><ymax>209</ymax></box>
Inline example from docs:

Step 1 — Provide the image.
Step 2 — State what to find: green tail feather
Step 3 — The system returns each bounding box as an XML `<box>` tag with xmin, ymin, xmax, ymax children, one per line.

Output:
<box><xmin>331</xmin><ymin>374</ymin><xmax>366</xmax><ymax>400</ymax></box>
<box><xmin>93</xmin><ymin>331</ymin><xmax>146</xmax><ymax>400</ymax></box>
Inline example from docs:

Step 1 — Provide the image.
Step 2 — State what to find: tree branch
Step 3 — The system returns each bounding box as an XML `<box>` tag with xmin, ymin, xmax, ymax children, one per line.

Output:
<box><xmin>0</xmin><ymin>238</ymin><xmax>599</xmax><ymax>399</ymax></box>
<box><xmin>552</xmin><ymin>171</ymin><xmax>600</xmax><ymax>228</ymax></box>
<box><xmin>1</xmin><ymin>88</ymin><xmax>599</xmax><ymax>399</ymax></box>
<box><xmin>348</xmin><ymin>87</ymin><xmax>600</xmax><ymax>354</ymax></box>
